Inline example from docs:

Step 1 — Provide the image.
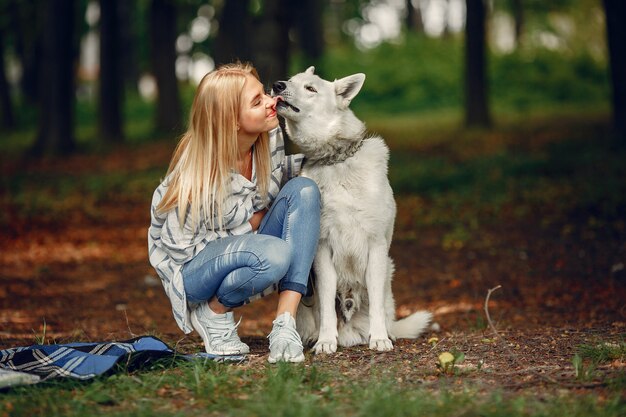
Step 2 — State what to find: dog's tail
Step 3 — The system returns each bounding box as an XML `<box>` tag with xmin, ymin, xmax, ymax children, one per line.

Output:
<box><xmin>390</xmin><ymin>310</ymin><xmax>432</xmax><ymax>339</ymax></box>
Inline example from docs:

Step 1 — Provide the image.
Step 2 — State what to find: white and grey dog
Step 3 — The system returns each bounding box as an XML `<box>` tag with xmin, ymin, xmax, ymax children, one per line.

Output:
<box><xmin>272</xmin><ymin>67</ymin><xmax>431</xmax><ymax>353</ymax></box>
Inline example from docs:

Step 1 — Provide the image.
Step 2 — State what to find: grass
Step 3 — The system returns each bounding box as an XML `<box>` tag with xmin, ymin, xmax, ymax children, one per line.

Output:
<box><xmin>0</xmin><ymin>361</ymin><xmax>626</xmax><ymax>417</ymax></box>
<box><xmin>572</xmin><ymin>341</ymin><xmax>626</xmax><ymax>384</ymax></box>
<box><xmin>1</xmin><ymin>360</ymin><xmax>624</xmax><ymax>417</ymax></box>
<box><xmin>2</xmin><ymin>167</ymin><xmax>163</xmax><ymax>226</ymax></box>
<box><xmin>578</xmin><ymin>341</ymin><xmax>626</xmax><ymax>364</ymax></box>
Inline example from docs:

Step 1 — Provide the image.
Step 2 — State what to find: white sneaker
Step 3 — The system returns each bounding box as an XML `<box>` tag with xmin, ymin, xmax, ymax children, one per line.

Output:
<box><xmin>267</xmin><ymin>312</ymin><xmax>305</xmax><ymax>363</ymax></box>
<box><xmin>190</xmin><ymin>303</ymin><xmax>250</xmax><ymax>355</ymax></box>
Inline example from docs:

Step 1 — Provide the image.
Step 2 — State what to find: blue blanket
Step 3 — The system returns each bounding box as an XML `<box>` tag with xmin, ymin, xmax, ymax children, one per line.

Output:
<box><xmin>0</xmin><ymin>336</ymin><xmax>245</xmax><ymax>388</ymax></box>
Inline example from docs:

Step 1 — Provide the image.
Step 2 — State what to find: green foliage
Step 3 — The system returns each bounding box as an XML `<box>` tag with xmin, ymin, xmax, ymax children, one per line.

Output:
<box><xmin>573</xmin><ymin>341</ymin><xmax>625</xmax><ymax>382</ymax></box>
<box><xmin>2</xmin><ymin>361</ymin><xmax>624</xmax><ymax>417</ymax></box>
<box><xmin>490</xmin><ymin>50</ymin><xmax>609</xmax><ymax>112</ymax></box>
<box><xmin>313</xmin><ymin>37</ymin><xmax>464</xmax><ymax>114</ymax></box>
<box><xmin>300</xmin><ymin>35</ymin><xmax>609</xmax><ymax>116</ymax></box>
<box><xmin>578</xmin><ymin>342</ymin><xmax>626</xmax><ymax>365</ymax></box>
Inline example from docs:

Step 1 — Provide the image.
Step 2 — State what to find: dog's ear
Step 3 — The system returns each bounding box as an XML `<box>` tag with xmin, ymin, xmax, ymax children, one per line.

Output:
<box><xmin>334</xmin><ymin>73</ymin><xmax>365</xmax><ymax>109</ymax></box>
<box><xmin>306</xmin><ymin>66</ymin><xmax>315</xmax><ymax>74</ymax></box>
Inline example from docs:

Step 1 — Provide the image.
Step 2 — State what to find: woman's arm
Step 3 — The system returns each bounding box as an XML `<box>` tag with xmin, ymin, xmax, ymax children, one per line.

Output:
<box><xmin>249</xmin><ymin>208</ymin><xmax>268</xmax><ymax>231</ymax></box>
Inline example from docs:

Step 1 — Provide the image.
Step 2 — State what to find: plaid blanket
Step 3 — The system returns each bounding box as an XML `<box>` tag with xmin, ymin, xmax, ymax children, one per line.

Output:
<box><xmin>0</xmin><ymin>336</ymin><xmax>245</xmax><ymax>388</ymax></box>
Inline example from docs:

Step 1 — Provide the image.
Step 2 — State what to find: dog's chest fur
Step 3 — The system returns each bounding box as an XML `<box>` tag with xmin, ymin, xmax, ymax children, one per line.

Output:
<box><xmin>301</xmin><ymin>136</ymin><xmax>396</xmax><ymax>286</ymax></box>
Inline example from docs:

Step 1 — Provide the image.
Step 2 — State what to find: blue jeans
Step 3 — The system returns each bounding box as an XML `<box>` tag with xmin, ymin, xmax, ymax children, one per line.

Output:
<box><xmin>182</xmin><ymin>177</ymin><xmax>321</xmax><ymax>308</ymax></box>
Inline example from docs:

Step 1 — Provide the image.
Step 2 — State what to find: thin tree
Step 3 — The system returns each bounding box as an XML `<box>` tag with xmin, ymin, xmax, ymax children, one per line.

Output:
<box><xmin>31</xmin><ymin>0</ymin><xmax>76</xmax><ymax>155</ymax></box>
<box><xmin>464</xmin><ymin>0</ymin><xmax>491</xmax><ymax>128</ymax></box>
<box><xmin>0</xmin><ymin>19</ymin><xmax>15</xmax><ymax>130</ymax></box>
<box><xmin>99</xmin><ymin>0</ymin><xmax>124</xmax><ymax>142</ymax></box>
<box><xmin>406</xmin><ymin>0</ymin><xmax>425</xmax><ymax>33</ymax></box>
<box><xmin>602</xmin><ymin>0</ymin><xmax>626</xmax><ymax>142</ymax></box>
<box><xmin>294</xmin><ymin>0</ymin><xmax>325</xmax><ymax>68</ymax></box>
<box><xmin>8</xmin><ymin>0</ymin><xmax>40</xmax><ymax>104</ymax></box>
<box><xmin>214</xmin><ymin>0</ymin><xmax>253</xmax><ymax>66</ymax></box>
<box><xmin>149</xmin><ymin>0</ymin><xmax>182</xmax><ymax>134</ymax></box>
<box><xmin>251</xmin><ymin>0</ymin><xmax>291</xmax><ymax>87</ymax></box>
<box><xmin>118</xmin><ymin>0</ymin><xmax>140</xmax><ymax>89</ymax></box>
<box><xmin>511</xmin><ymin>0</ymin><xmax>524</xmax><ymax>48</ymax></box>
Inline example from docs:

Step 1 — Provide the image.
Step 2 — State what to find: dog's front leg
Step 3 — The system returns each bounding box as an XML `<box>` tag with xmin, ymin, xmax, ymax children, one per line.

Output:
<box><xmin>312</xmin><ymin>243</ymin><xmax>339</xmax><ymax>354</ymax></box>
<box><xmin>366</xmin><ymin>242</ymin><xmax>393</xmax><ymax>351</ymax></box>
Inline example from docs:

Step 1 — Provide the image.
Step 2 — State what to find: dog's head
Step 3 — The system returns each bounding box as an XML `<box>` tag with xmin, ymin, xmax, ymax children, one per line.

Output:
<box><xmin>271</xmin><ymin>67</ymin><xmax>366</xmax><ymax>150</ymax></box>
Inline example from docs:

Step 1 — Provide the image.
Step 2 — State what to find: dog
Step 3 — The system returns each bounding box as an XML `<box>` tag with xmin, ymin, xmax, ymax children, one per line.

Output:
<box><xmin>272</xmin><ymin>67</ymin><xmax>432</xmax><ymax>353</ymax></box>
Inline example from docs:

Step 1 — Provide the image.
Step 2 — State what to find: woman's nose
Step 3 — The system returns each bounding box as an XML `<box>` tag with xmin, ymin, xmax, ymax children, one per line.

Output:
<box><xmin>266</xmin><ymin>95</ymin><xmax>278</xmax><ymax>107</ymax></box>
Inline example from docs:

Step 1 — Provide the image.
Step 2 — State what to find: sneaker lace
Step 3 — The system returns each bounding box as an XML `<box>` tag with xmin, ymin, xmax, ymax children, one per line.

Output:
<box><xmin>206</xmin><ymin>316</ymin><xmax>243</xmax><ymax>344</ymax></box>
<box><xmin>267</xmin><ymin>318</ymin><xmax>301</xmax><ymax>348</ymax></box>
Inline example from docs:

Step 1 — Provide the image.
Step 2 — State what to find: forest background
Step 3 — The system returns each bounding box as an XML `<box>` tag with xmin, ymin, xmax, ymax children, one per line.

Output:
<box><xmin>0</xmin><ymin>1</ymin><xmax>625</xmax><ymax>416</ymax></box>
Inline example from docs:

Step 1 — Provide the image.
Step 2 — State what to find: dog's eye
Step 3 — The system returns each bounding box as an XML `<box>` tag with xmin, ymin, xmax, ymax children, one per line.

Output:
<box><xmin>305</xmin><ymin>85</ymin><xmax>317</xmax><ymax>93</ymax></box>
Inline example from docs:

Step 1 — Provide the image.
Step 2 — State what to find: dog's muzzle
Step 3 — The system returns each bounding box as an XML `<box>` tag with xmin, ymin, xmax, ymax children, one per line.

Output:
<box><xmin>271</xmin><ymin>81</ymin><xmax>300</xmax><ymax>113</ymax></box>
<box><xmin>272</xmin><ymin>81</ymin><xmax>287</xmax><ymax>95</ymax></box>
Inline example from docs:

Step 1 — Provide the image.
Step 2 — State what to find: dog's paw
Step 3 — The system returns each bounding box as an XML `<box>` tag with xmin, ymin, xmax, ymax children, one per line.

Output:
<box><xmin>369</xmin><ymin>338</ymin><xmax>393</xmax><ymax>352</ymax></box>
<box><xmin>313</xmin><ymin>339</ymin><xmax>337</xmax><ymax>354</ymax></box>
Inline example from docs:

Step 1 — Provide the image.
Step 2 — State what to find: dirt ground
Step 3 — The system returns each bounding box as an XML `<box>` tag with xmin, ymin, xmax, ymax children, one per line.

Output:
<box><xmin>1</xmin><ymin>142</ymin><xmax>624</xmax><ymax>395</ymax></box>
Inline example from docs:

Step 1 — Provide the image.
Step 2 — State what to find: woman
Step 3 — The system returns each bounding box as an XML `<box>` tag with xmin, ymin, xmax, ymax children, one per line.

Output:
<box><xmin>148</xmin><ymin>62</ymin><xmax>320</xmax><ymax>363</ymax></box>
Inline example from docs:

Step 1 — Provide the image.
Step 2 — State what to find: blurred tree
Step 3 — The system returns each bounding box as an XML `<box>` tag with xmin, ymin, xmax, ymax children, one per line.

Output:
<box><xmin>251</xmin><ymin>0</ymin><xmax>325</xmax><ymax>84</ymax></box>
<box><xmin>293</xmin><ymin>0</ymin><xmax>325</xmax><ymax>67</ymax></box>
<box><xmin>464</xmin><ymin>0</ymin><xmax>491</xmax><ymax>128</ymax></box>
<box><xmin>8</xmin><ymin>0</ymin><xmax>40</xmax><ymax>104</ymax></box>
<box><xmin>0</xmin><ymin>5</ymin><xmax>15</xmax><ymax>130</ymax></box>
<box><xmin>149</xmin><ymin>0</ymin><xmax>182</xmax><ymax>134</ymax></box>
<box><xmin>511</xmin><ymin>0</ymin><xmax>524</xmax><ymax>48</ymax></box>
<box><xmin>31</xmin><ymin>0</ymin><xmax>77</xmax><ymax>155</ymax></box>
<box><xmin>602</xmin><ymin>0</ymin><xmax>626</xmax><ymax>141</ymax></box>
<box><xmin>119</xmin><ymin>1</ymin><xmax>140</xmax><ymax>89</ymax></box>
<box><xmin>406</xmin><ymin>0</ymin><xmax>425</xmax><ymax>33</ymax></box>
<box><xmin>99</xmin><ymin>0</ymin><xmax>125</xmax><ymax>142</ymax></box>
<box><xmin>214</xmin><ymin>0</ymin><xmax>253</xmax><ymax>65</ymax></box>
<box><xmin>252</xmin><ymin>0</ymin><xmax>292</xmax><ymax>85</ymax></box>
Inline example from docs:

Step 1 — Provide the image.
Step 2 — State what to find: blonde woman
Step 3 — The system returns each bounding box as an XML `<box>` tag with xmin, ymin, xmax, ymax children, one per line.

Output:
<box><xmin>148</xmin><ymin>62</ymin><xmax>320</xmax><ymax>363</ymax></box>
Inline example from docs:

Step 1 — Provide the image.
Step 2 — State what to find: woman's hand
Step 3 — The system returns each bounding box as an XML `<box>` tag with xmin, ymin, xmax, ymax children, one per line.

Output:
<box><xmin>249</xmin><ymin>208</ymin><xmax>268</xmax><ymax>231</ymax></box>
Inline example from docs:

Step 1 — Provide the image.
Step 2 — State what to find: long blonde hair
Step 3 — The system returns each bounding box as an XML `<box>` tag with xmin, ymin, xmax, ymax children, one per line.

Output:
<box><xmin>156</xmin><ymin>62</ymin><xmax>271</xmax><ymax>230</ymax></box>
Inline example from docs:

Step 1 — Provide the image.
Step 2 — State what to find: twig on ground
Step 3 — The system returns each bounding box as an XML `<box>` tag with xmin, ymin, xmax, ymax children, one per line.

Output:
<box><xmin>484</xmin><ymin>285</ymin><xmax>504</xmax><ymax>345</ymax></box>
<box><xmin>123</xmin><ymin>308</ymin><xmax>137</xmax><ymax>338</ymax></box>
<box><xmin>483</xmin><ymin>285</ymin><xmax>563</xmax><ymax>387</ymax></box>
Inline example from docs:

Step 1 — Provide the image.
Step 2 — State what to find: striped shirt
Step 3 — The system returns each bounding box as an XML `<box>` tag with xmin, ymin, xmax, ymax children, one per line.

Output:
<box><xmin>148</xmin><ymin>128</ymin><xmax>303</xmax><ymax>333</ymax></box>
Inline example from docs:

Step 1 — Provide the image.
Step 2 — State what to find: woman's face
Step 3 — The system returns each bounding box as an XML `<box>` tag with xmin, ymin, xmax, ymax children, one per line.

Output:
<box><xmin>238</xmin><ymin>75</ymin><xmax>279</xmax><ymax>139</ymax></box>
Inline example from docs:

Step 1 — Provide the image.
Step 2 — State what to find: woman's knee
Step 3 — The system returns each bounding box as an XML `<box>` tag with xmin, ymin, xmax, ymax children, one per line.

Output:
<box><xmin>285</xmin><ymin>177</ymin><xmax>321</xmax><ymax>208</ymax></box>
<box><xmin>253</xmin><ymin>235</ymin><xmax>292</xmax><ymax>279</ymax></box>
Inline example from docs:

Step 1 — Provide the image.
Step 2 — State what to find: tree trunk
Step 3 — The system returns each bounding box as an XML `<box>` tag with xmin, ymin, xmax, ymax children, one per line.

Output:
<box><xmin>31</xmin><ymin>0</ymin><xmax>76</xmax><ymax>156</ymax></box>
<box><xmin>464</xmin><ymin>0</ymin><xmax>491</xmax><ymax>128</ymax></box>
<box><xmin>406</xmin><ymin>0</ymin><xmax>425</xmax><ymax>33</ymax></box>
<box><xmin>406</xmin><ymin>0</ymin><xmax>415</xmax><ymax>31</ymax></box>
<box><xmin>214</xmin><ymin>0</ymin><xmax>253</xmax><ymax>66</ymax></box>
<box><xmin>512</xmin><ymin>0</ymin><xmax>524</xmax><ymax>49</ymax></box>
<box><xmin>252</xmin><ymin>0</ymin><xmax>291</xmax><ymax>88</ymax></box>
<box><xmin>294</xmin><ymin>0</ymin><xmax>324</xmax><ymax>67</ymax></box>
<box><xmin>603</xmin><ymin>0</ymin><xmax>626</xmax><ymax>142</ymax></box>
<box><xmin>149</xmin><ymin>0</ymin><xmax>182</xmax><ymax>134</ymax></box>
<box><xmin>119</xmin><ymin>0</ymin><xmax>140</xmax><ymax>89</ymax></box>
<box><xmin>0</xmin><ymin>24</ymin><xmax>16</xmax><ymax>130</ymax></box>
<box><xmin>9</xmin><ymin>0</ymin><xmax>40</xmax><ymax>104</ymax></box>
<box><xmin>99</xmin><ymin>0</ymin><xmax>124</xmax><ymax>142</ymax></box>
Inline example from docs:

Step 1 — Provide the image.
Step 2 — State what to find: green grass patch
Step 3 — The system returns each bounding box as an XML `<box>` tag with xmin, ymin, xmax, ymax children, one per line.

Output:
<box><xmin>578</xmin><ymin>341</ymin><xmax>626</xmax><ymax>365</ymax></box>
<box><xmin>1</xmin><ymin>361</ymin><xmax>624</xmax><ymax>417</ymax></box>
<box><xmin>2</xmin><ymin>167</ymin><xmax>164</xmax><ymax>224</ymax></box>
